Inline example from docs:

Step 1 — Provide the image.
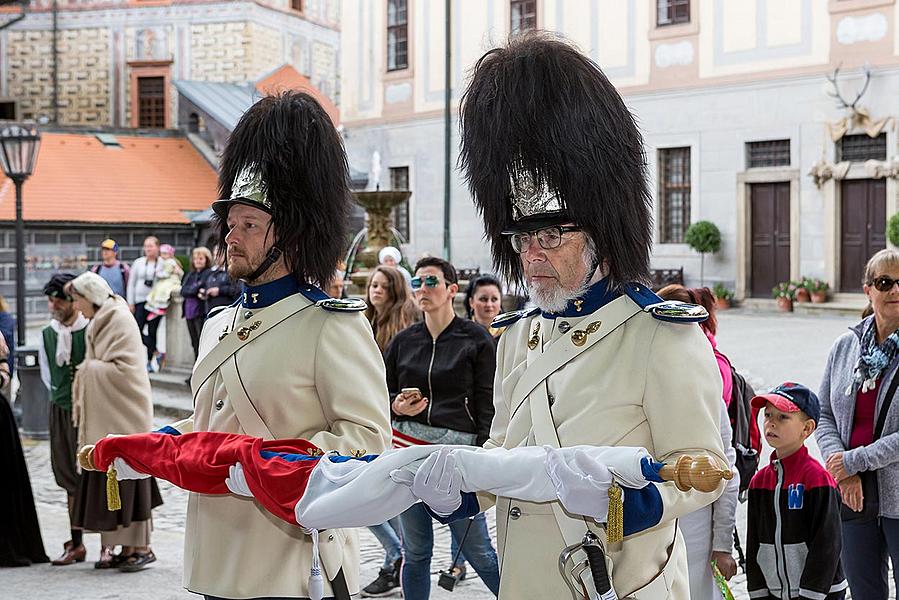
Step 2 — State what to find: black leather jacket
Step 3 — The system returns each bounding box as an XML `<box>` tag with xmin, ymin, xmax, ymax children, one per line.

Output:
<box><xmin>384</xmin><ymin>317</ymin><xmax>496</xmax><ymax>445</ymax></box>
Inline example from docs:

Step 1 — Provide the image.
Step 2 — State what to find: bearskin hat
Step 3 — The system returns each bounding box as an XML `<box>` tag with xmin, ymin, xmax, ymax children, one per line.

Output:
<box><xmin>459</xmin><ymin>33</ymin><xmax>653</xmax><ymax>289</ymax></box>
<box><xmin>213</xmin><ymin>91</ymin><xmax>351</xmax><ymax>287</ymax></box>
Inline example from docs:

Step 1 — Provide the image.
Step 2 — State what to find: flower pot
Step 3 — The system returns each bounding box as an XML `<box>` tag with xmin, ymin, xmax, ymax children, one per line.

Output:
<box><xmin>795</xmin><ymin>288</ymin><xmax>811</xmax><ymax>303</ymax></box>
<box><xmin>715</xmin><ymin>297</ymin><xmax>731</xmax><ymax>311</ymax></box>
<box><xmin>811</xmin><ymin>291</ymin><xmax>827</xmax><ymax>303</ymax></box>
<box><xmin>776</xmin><ymin>296</ymin><xmax>793</xmax><ymax>312</ymax></box>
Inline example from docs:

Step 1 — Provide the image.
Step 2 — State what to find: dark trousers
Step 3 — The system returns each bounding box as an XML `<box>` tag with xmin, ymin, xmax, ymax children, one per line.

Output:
<box><xmin>186</xmin><ymin>316</ymin><xmax>205</xmax><ymax>360</ymax></box>
<box><xmin>134</xmin><ymin>302</ymin><xmax>160</xmax><ymax>360</ymax></box>
<box><xmin>842</xmin><ymin>517</ymin><xmax>899</xmax><ymax>599</ymax></box>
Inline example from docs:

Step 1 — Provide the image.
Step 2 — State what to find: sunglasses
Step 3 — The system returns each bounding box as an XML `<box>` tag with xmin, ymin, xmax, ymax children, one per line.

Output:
<box><xmin>411</xmin><ymin>274</ymin><xmax>447</xmax><ymax>290</ymax></box>
<box><xmin>871</xmin><ymin>276</ymin><xmax>899</xmax><ymax>292</ymax></box>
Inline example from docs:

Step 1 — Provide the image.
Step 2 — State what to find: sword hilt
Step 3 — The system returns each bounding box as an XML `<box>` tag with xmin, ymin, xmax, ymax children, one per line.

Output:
<box><xmin>582</xmin><ymin>532</ymin><xmax>617</xmax><ymax>600</ymax></box>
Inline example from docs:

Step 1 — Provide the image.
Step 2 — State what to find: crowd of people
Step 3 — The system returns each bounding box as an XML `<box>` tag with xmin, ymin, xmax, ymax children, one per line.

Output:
<box><xmin>3</xmin><ymin>33</ymin><xmax>899</xmax><ymax>600</ymax></box>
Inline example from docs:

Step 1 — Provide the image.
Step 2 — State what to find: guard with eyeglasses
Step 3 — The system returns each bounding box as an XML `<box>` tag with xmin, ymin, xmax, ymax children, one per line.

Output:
<box><xmin>402</xmin><ymin>35</ymin><xmax>730</xmax><ymax>600</ymax></box>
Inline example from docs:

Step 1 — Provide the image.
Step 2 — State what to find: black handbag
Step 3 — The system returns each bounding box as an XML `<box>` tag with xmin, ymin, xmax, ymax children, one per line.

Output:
<box><xmin>840</xmin><ymin>370</ymin><xmax>899</xmax><ymax>522</ymax></box>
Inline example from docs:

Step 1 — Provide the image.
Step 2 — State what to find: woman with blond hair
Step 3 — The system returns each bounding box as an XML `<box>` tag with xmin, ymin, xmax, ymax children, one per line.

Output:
<box><xmin>180</xmin><ymin>246</ymin><xmax>213</xmax><ymax>360</ymax></box>
<box><xmin>818</xmin><ymin>248</ymin><xmax>899</xmax><ymax>599</ymax></box>
<box><xmin>360</xmin><ymin>265</ymin><xmax>418</xmax><ymax>597</ymax></box>
<box><xmin>364</xmin><ymin>265</ymin><xmax>419</xmax><ymax>354</ymax></box>
<box><xmin>67</xmin><ymin>272</ymin><xmax>162</xmax><ymax>572</ymax></box>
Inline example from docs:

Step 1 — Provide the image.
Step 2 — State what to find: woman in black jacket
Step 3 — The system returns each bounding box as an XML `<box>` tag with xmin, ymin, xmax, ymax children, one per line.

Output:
<box><xmin>180</xmin><ymin>247</ymin><xmax>212</xmax><ymax>360</ymax></box>
<box><xmin>385</xmin><ymin>257</ymin><xmax>499</xmax><ymax>600</ymax></box>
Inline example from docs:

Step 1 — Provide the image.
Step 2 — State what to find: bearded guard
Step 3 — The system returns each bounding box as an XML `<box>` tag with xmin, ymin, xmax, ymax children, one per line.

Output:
<box><xmin>405</xmin><ymin>33</ymin><xmax>729</xmax><ymax>599</ymax></box>
<box><xmin>160</xmin><ymin>92</ymin><xmax>391</xmax><ymax>600</ymax></box>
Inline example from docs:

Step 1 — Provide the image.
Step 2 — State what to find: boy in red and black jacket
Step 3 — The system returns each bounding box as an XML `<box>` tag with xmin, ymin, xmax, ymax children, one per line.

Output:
<box><xmin>746</xmin><ymin>382</ymin><xmax>848</xmax><ymax>600</ymax></box>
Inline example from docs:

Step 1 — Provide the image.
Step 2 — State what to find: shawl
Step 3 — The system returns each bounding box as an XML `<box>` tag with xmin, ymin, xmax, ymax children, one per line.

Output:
<box><xmin>72</xmin><ymin>296</ymin><xmax>153</xmax><ymax>448</ymax></box>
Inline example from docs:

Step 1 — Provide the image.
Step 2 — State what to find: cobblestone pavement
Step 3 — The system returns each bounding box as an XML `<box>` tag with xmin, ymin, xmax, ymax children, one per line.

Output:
<box><xmin>5</xmin><ymin>310</ymin><xmax>895</xmax><ymax>599</ymax></box>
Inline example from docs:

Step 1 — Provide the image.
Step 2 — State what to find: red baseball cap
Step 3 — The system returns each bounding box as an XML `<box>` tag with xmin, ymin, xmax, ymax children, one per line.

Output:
<box><xmin>750</xmin><ymin>382</ymin><xmax>820</xmax><ymax>424</ymax></box>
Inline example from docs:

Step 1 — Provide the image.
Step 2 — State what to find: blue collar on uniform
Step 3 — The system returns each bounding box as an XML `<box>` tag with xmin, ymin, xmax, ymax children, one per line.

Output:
<box><xmin>241</xmin><ymin>275</ymin><xmax>310</xmax><ymax>308</ymax></box>
<box><xmin>541</xmin><ymin>277</ymin><xmax>620</xmax><ymax>319</ymax></box>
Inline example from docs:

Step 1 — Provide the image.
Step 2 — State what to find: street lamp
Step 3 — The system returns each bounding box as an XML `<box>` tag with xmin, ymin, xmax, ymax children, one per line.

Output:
<box><xmin>0</xmin><ymin>124</ymin><xmax>41</xmax><ymax>345</ymax></box>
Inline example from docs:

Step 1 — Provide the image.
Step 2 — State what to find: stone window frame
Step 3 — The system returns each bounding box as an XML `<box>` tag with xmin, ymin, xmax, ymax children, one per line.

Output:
<box><xmin>658</xmin><ymin>146</ymin><xmax>692</xmax><ymax>244</ymax></box>
<box><xmin>128</xmin><ymin>60</ymin><xmax>173</xmax><ymax>129</ymax></box>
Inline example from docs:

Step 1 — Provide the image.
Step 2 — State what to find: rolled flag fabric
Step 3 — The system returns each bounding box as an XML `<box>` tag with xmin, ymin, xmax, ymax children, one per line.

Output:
<box><xmin>85</xmin><ymin>431</ymin><xmax>656</xmax><ymax>530</ymax></box>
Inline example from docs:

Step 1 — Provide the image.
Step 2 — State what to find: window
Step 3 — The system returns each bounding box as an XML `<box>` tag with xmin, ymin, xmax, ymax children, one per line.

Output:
<box><xmin>387</xmin><ymin>0</ymin><xmax>408</xmax><ymax>72</ymax></box>
<box><xmin>746</xmin><ymin>140</ymin><xmax>791</xmax><ymax>169</ymax></box>
<box><xmin>290</xmin><ymin>0</ymin><xmax>303</xmax><ymax>11</ymax></box>
<box><xmin>658</xmin><ymin>147</ymin><xmax>691</xmax><ymax>244</ymax></box>
<box><xmin>137</xmin><ymin>76</ymin><xmax>165</xmax><ymax>128</ymax></box>
<box><xmin>510</xmin><ymin>0</ymin><xmax>537</xmax><ymax>34</ymax></box>
<box><xmin>390</xmin><ymin>166</ymin><xmax>410</xmax><ymax>241</ymax></box>
<box><xmin>837</xmin><ymin>133</ymin><xmax>886</xmax><ymax>162</ymax></box>
<box><xmin>657</xmin><ymin>0</ymin><xmax>690</xmax><ymax>26</ymax></box>
<box><xmin>0</xmin><ymin>101</ymin><xmax>15</xmax><ymax>120</ymax></box>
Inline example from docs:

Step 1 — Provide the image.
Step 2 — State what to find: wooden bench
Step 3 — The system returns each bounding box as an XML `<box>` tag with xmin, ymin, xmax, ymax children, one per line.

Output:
<box><xmin>649</xmin><ymin>267</ymin><xmax>684</xmax><ymax>291</ymax></box>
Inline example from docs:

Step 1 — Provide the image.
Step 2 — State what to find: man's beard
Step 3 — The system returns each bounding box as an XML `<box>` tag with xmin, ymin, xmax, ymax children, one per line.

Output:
<box><xmin>528</xmin><ymin>278</ymin><xmax>591</xmax><ymax>313</ymax></box>
<box><xmin>526</xmin><ymin>240</ymin><xmax>597</xmax><ymax>313</ymax></box>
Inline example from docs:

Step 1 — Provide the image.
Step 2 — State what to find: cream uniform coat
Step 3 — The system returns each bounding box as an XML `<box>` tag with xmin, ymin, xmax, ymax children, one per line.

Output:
<box><xmin>170</xmin><ymin>286</ymin><xmax>391</xmax><ymax>599</ymax></box>
<box><xmin>482</xmin><ymin>288</ymin><xmax>727</xmax><ymax>599</ymax></box>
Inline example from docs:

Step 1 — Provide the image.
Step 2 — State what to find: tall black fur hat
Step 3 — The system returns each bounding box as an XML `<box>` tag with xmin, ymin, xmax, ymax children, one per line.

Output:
<box><xmin>459</xmin><ymin>33</ymin><xmax>653</xmax><ymax>289</ymax></box>
<box><xmin>213</xmin><ymin>91</ymin><xmax>351</xmax><ymax>287</ymax></box>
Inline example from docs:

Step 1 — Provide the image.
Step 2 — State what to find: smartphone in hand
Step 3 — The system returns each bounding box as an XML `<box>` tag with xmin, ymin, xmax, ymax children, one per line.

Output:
<box><xmin>401</xmin><ymin>387</ymin><xmax>423</xmax><ymax>404</ymax></box>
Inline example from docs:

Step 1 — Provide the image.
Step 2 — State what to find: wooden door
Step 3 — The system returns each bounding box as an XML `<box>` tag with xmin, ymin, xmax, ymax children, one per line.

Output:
<box><xmin>750</xmin><ymin>182</ymin><xmax>791</xmax><ymax>298</ymax></box>
<box><xmin>840</xmin><ymin>179</ymin><xmax>886</xmax><ymax>292</ymax></box>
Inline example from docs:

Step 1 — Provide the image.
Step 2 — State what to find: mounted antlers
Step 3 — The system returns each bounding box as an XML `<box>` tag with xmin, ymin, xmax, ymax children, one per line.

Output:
<box><xmin>826</xmin><ymin>64</ymin><xmax>872</xmax><ymax>114</ymax></box>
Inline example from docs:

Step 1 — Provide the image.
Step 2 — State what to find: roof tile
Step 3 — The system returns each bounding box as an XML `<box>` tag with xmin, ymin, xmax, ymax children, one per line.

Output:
<box><xmin>0</xmin><ymin>133</ymin><xmax>219</xmax><ymax>224</ymax></box>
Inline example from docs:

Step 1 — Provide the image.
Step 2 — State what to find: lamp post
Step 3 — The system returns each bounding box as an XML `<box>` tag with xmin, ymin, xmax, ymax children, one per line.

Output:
<box><xmin>0</xmin><ymin>124</ymin><xmax>41</xmax><ymax>345</ymax></box>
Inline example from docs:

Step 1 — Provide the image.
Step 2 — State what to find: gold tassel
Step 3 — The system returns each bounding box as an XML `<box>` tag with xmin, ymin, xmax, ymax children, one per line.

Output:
<box><xmin>106</xmin><ymin>465</ymin><xmax>121</xmax><ymax>511</ymax></box>
<box><xmin>606</xmin><ymin>481</ymin><xmax>623</xmax><ymax>544</ymax></box>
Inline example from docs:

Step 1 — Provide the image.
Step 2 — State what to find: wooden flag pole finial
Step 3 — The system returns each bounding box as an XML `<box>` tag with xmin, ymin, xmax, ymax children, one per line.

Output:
<box><xmin>658</xmin><ymin>454</ymin><xmax>733</xmax><ymax>493</ymax></box>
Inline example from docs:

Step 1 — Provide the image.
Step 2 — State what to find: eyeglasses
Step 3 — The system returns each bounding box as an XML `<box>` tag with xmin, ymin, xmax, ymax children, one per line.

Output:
<box><xmin>508</xmin><ymin>226</ymin><xmax>582</xmax><ymax>253</ymax></box>
<box><xmin>871</xmin><ymin>276</ymin><xmax>899</xmax><ymax>292</ymax></box>
<box><xmin>410</xmin><ymin>274</ymin><xmax>447</xmax><ymax>290</ymax></box>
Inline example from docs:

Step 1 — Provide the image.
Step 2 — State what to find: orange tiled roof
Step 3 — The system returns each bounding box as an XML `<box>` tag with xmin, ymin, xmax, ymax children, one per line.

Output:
<box><xmin>0</xmin><ymin>133</ymin><xmax>219</xmax><ymax>224</ymax></box>
<box><xmin>256</xmin><ymin>65</ymin><xmax>340</xmax><ymax>126</ymax></box>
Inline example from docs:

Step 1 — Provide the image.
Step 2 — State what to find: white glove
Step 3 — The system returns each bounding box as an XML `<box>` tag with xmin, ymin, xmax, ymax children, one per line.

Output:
<box><xmin>393</xmin><ymin>447</ymin><xmax>463</xmax><ymax>517</ymax></box>
<box><xmin>225</xmin><ymin>462</ymin><xmax>253</xmax><ymax>497</ymax></box>
<box><xmin>545</xmin><ymin>446</ymin><xmax>612</xmax><ymax>521</ymax></box>
<box><xmin>113</xmin><ymin>457</ymin><xmax>150</xmax><ymax>480</ymax></box>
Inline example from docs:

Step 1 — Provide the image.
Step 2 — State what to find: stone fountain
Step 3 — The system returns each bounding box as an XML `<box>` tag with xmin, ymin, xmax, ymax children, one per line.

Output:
<box><xmin>347</xmin><ymin>151</ymin><xmax>412</xmax><ymax>291</ymax></box>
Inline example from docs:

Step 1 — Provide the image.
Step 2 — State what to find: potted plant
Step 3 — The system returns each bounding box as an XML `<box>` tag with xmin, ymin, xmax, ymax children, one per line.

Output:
<box><xmin>684</xmin><ymin>221</ymin><xmax>722</xmax><ymax>287</ymax></box>
<box><xmin>795</xmin><ymin>277</ymin><xmax>812</xmax><ymax>303</ymax></box>
<box><xmin>888</xmin><ymin>212</ymin><xmax>899</xmax><ymax>248</ymax></box>
<box><xmin>712</xmin><ymin>282</ymin><xmax>733</xmax><ymax>310</ymax></box>
<box><xmin>772</xmin><ymin>281</ymin><xmax>794</xmax><ymax>312</ymax></box>
<box><xmin>808</xmin><ymin>278</ymin><xmax>830</xmax><ymax>303</ymax></box>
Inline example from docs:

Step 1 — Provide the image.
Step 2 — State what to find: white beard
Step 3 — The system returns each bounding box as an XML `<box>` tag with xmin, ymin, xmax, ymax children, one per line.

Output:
<box><xmin>527</xmin><ymin>278</ymin><xmax>591</xmax><ymax>313</ymax></box>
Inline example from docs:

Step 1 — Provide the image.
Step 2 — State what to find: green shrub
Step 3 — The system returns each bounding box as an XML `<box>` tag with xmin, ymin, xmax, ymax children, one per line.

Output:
<box><xmin>685</xmin><ymin>221</ymin><xmax>722</xmax><ymax>254</ymax></box>
<box><xmin>888</xmin><ymin>213</ymin><xmax>899</xmax><ymax>248</ymax></box>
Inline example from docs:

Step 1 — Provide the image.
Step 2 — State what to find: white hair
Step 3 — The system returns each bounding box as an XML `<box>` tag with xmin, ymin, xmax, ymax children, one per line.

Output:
<box><xmin>378</xmin><ymin>246</ymin><xmax>402</xmax><ymax>265</ymax></box>
<box><xmin>526</xmin><ymin>237</ymin><xmax>598</xmax><ymax>313</ymax></box>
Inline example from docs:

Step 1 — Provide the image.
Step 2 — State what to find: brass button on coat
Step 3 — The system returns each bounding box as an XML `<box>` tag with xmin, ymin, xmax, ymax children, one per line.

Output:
<box><xmin>510</xmin><ymin>506</ymin><xmax>521</xmax><ymax>520</ymax></box>
<box><xmin>214</xmin><ymin>399</ymin><xmax>224</xmax><ymax>410</ymax></box>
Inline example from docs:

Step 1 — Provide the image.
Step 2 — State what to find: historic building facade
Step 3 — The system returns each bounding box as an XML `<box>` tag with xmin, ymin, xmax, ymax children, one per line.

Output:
<box><xmin>341</xmin><ymin>0</ymin><xmax>899</xmax><ymax>300</ymax></box>
<box><xmin>0</xmin><ymin>0</ymin><xmax>340</xmax><ymax>129</ymax></box>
